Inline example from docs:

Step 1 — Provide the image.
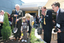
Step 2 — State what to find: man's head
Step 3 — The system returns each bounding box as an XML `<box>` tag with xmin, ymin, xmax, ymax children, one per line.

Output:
<box><xmin>51</xmin><ymin>2</ymin><xmax>60</xmax><ymax>12</ymax></box>
<box><xmin>0</xmin><ymin>10</ymin><xmax>4</xmax><ymax>15</ymax></box>
<box><xmin>41</xmin><ymin>6</ymin><xmax>46</xmax><ymax>12</ymax></box>
<box><xmin>15</xmin><ymin>4</ymin><xmax>20</xmax><ymax>11</ymax></box>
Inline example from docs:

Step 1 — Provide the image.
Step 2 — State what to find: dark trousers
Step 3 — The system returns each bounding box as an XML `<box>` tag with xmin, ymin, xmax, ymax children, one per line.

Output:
<box><xmin>14</xmin><ymin>31</ymin><xmax>21</xmax><ymax>39</ymax></box>
<box><xmin>28</xmin><ymin>25</ymin><xmax>31</xmax><ymax>36</ymax></box>
<box><xmin>57</xmin><ymin>33</ymin><xmax>64</xmax><ymax>43</ymax></box>
<box><xmin>44</xmin><ymin>30</ymin><xmax>52</xmax><ymax>43</ymax></box>
<box><xmin>0</xmin><ymin>23</ymin><xmax>3</xmax><ymax>37</ymax></box>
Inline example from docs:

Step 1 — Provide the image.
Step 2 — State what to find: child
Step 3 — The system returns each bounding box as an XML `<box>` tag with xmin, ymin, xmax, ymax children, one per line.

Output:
<box><xmin>20</xmin><ymin>17</ymin><xmax>29</xmax><ymax>43</ymax></box>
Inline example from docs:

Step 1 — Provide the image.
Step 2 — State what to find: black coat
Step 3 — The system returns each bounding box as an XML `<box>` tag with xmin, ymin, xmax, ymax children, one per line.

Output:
<box><xmin>56</xmin><ymin>9</ymin><xmax>64</xmax><ymax>43</ymax></box>
<box><xmin>11</xmin><ymin>9</ymin><xmax>23</xmax><ymax>32</ymax></box>
<box><xmin>11</xmin><ymin>9</ymin><xmax>23</xmax><ymax>38</ymax></box>
<box><xmin>42</xmin><ymin>10</ymin><xmax>53</xmax><ymax>43</ymax></box>
<box><xmin>56</xmin><ymin>9</ymin><xmax>64</xmax><ymax>32</ymax></box>
<box><xmin>42</xmin><ymin>10</ymin><xmax>53</xmax><ymax>31</ymax></box>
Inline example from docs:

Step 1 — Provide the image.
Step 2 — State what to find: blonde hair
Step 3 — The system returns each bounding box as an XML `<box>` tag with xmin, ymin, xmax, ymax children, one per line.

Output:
<box><xmin>25</xmin><ymin>13</ymin><xmax>31</xmax><ymax>18</ymax></box>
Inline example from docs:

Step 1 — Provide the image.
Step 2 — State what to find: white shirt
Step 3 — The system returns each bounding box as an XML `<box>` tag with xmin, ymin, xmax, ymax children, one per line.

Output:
<box><xmin>0</xmin><ymin>15</ymin><xmax>4</xmax><ymax>22</ymax></box>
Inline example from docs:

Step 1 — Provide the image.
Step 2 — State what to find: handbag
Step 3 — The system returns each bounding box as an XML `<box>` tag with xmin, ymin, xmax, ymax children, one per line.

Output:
<box><xmin>37</xmin><ymin>28</ymin><xmax>42</xmax><ymax>35</ymax></box>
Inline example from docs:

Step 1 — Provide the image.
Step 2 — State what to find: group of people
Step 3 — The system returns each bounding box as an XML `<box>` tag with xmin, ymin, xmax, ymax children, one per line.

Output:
<box><xmin>0</xmin><ymin>4</ymin><xmax>34</xmax><ymax>43</ymax></box>
<box><xmin>40</xmin><ymin>2</ymin><xmax>64</xmax><ymax>43</ymax></box>
<box><xmin>0</xmin><ymin>1</ymin><xmax>64</xmax><ymax>43</ymax></box>
<box><xmin>11</xmin><ymin>4</ymin><xmax>34</xmax><ymax>43</ymax></box>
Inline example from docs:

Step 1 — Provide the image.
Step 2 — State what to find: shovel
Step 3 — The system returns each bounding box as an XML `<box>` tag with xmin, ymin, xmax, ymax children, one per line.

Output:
<box><xmin>13</xmin><ymin>16</ymin><xmax>18</xmax><ymax>33</ymax></box>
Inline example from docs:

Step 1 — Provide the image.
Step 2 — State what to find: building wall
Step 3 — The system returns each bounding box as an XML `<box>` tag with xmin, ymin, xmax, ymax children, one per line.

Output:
<box><xmin>25</xmin><ymin>11</ymin><xmax>38</xmax><ymax>15</ymax></box>
<box><xmin>0</xmin><ymin>0</ymin><xmax>24</xmax><ymax>14</ymax></box>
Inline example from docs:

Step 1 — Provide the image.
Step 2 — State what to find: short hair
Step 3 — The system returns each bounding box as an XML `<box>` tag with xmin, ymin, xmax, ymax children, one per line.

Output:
<box><xmin>15</xmin><ymin>4</ymin><xmax>20</xmax><ymax>7</ymax></box>
<box><xmin>51</xmin><ymin>2</ymin><xmax>60</xmax><ymax>7</ymax></box>
<box><xmin>42</xmin><ymin>6</ymin><xmax>46</xmax><ymax>9</ymax></box>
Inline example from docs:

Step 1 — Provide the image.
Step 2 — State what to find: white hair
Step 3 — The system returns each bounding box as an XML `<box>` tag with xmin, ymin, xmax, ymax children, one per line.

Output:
<box><xmin>15</xmin><ymin>4</ymin><xmax>20</xmax><ymax>7</ymax></box>
<box><xmin>1</xmin><ymin>10</ymin><xmax>4</xmax><ymax>13</ymax></box>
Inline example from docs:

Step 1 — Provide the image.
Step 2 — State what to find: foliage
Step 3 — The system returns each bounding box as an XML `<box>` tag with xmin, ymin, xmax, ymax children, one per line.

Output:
<box><xmin>30</xmin><ymin>28</ymin><xmax>44</xmax><ymax>43</ymax></box>
<box><xmin>1</xmin><ymin>12</ymin><xmax>12</xmax><ymax>40</ymax></box>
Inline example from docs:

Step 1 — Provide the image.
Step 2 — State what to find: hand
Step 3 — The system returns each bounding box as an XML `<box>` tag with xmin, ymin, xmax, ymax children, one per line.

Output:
<box><xmin>14</xmin><ymin>14</ymin><xmax>18</xmax><ymax>17</ymax></box>
<box><xmin>53</xmin><ymin>20</ymin><xmax>55</xmax><ymax>23</ymax></box>
<box><xmin>39</xmin><ymin>21</ymin><xmax>40</xmax><ymax>23</ymax></box>
<box><xmin>16</xmin><ymin>19</ymin><xmax>19</xmax><ymax>22</ymax></box>
<box><xmin>57</xmin><ymin>28</ymin><xmax>61</xmax><ymax>33</ymax></box>
<box><xmin>21</xmin><ymin>31</ymin><xmax>23</xmax><ymax>32</ymax></box>
<box><xmin>27</xmin><ymin>31</ymin><xmax>28</xmax><ymax>32</ymax></box>
<box><xmin>42</xmin><ymin>12</ymin><xmax>45</xmax><ymax>16</ymax></box>
<box><xmin>0</xmin><ymin>22</ymin><xmax>3</xmax><ymax>23</ymax></box>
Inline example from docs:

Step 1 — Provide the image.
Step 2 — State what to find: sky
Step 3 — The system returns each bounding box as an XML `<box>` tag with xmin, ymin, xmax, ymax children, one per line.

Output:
<box><xmin>21</xmin><ymin>0</ymin><xmax>48</xmax><ymax>3</ymax></box>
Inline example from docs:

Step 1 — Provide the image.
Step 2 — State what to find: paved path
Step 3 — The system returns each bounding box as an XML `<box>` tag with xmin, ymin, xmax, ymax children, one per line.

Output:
<box><xmin>35</xmin><ymin>29</ymin><xmax>46</xmax><ymax>43</ymax></box>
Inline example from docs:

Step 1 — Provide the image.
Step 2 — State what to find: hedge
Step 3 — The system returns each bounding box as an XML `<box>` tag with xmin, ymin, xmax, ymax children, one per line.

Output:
<box><xmin>1</xmin><ymin>12</ymin><xmax>12</xmax><ymax>40</ymax></box>
<box><xmin>30</xmin><ymin>28</ymin><xmax>44</xmax><ymax>43</ymax></box>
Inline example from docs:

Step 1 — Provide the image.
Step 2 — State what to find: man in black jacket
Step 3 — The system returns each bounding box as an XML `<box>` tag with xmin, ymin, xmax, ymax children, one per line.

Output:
<box><xmin>41</xmin><ymin>7</ymin><xmax>53</xmax><ymax>43</ymax></box>
<box><xmin>51</xmin><ymin>2</ymin><xmax>64</xmax><ymax>43</ymax></box>
<box><xmin>11</xmin><ymin>4</ymin><xmax>23</xmax><ymax>40</ymax></box>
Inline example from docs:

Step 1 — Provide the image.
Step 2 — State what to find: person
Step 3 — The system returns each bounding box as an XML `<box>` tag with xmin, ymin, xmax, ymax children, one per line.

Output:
<box><xmin>25</xmin><ymin>13</ymin><xmax>34</xmax><ymax>28</ymax></box>
<box><xmin>39</xmin><ymin>16</ymin><xmax>43</xmax><ymax>28</ymax></box>
<box><xmin>0</xmin><ymin>10</ymin><xmax>4</xmax><ymax>37</ymax></box>
<box><xmin>11</xmin><ymin>4</ymin><xmax>23</xmax><ymax>40</ymax></box>
<box><xmin>25</xmin><ymin>13</ymin><xmax>32</xmax><ymax>37</ymax></box>
<box><xmin>41</xmin><ymin>7</ymin><xmax>53</xmax><ymax>43</ymax></box>
<box><xmin>51</xmin><ymin>2</ymin><xmax>64</xmax><ymax>43</ymax></box>
<box><xmin>20</xmin><ymin>17</ymin><xmax>29</xmax><ymax>43</ymax></box>
<box><xmin>35</xmin><ymin>15</ymin><xmax>39</xmax><ymax>28</ymax></box>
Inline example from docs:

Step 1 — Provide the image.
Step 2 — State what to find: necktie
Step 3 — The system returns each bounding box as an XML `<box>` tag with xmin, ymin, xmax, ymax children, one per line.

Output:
<box><xmin>44</xmin><ymin>16</ymin><xmax>46</xmax><ymax>25</ymax></box>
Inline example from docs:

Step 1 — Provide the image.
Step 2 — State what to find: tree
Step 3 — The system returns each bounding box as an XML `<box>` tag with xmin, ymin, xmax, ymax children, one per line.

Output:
<box><xmin>1</xmin><ymin>12</ymin><xmax>12</xmax><ymax>40</ymax></box>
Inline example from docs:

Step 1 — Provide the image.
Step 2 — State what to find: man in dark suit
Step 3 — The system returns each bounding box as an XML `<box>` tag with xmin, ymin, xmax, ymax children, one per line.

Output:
<box><xmin>11</xmin><ymin>4</ymin><xmax>23</xmax><ymax>40</ymax></box>
<box><xmin>51</xmin><ymin>2</ymin><xmax>64</xmax><ymax>43</ymax></box>
<box><xmin>41</xmin><ymin>7</ymin><xmax>53</xmax><ymax>43</ymax></box>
